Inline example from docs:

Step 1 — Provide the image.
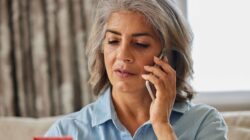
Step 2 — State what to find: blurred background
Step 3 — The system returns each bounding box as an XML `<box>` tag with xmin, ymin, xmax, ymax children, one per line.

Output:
<box><xmin>0</xmin><ymin>0</ymin><xmax>98</xmax><ymax>117</ymax></box>
<box><xmin>0</xmin><ymin>0</ymin><xmax>250</xmax><ymax>118</ymax></box>
<box><xmin>188</xmin><ymin>0</ymin><xmax>250</xmax><ymax>111</ymax></box>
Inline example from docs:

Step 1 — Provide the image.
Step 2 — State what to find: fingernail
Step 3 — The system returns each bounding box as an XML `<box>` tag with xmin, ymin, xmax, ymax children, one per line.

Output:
<box><xmin>154</xmin><ymin>56</ymin><xmax>159</xmax><ymax>61</ymax></box>
<box><xmin>141</xmin><ymin>74</ymin><xmax>147</xmax><ymax>79</ymax></box>
<box><xmin>164</xmin><ymin>56</ymin><xmax>168</xmax><ymax>62</ymax></box>
<box><xmin>144</xmin><ymin>65</ymin><xmax>149</xmax><ymax>69</ymax></box>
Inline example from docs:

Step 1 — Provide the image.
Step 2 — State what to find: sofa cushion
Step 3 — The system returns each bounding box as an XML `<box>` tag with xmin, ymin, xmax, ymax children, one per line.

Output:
<box><xmin>222</xmin><ymin>111</ymin><xmax>250</xmax><ymax>140</ymax></box>
<box><xmin>0</xmin><ymin>117</ymin><xmax>59</xmax><ymax>140</ymax></box>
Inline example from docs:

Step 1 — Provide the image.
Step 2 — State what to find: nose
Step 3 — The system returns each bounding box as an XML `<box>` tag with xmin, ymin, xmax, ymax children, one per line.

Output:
<box><xmin>116</xmin><ymin>42</ymin><xmax>134</xmax><ymax>63</ymax></box>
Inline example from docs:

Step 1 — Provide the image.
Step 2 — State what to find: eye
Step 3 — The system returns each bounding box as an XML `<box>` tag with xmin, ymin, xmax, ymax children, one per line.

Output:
<box><xmin>134</xmin><ymin>42</ymin><xmax>149</xmax><ymax>48</ymax></box>
<box><xmin>107</xmin><ymin>40</ymin><xmax>119</xmax><ymax>45</ymax></box>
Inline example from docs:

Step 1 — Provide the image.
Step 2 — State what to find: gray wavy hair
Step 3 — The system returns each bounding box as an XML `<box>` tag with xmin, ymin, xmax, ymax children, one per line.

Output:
<box><xmin>86</xmin><ymin>0</ymin><xmax>195</xmax><ymax>102</ymax></box>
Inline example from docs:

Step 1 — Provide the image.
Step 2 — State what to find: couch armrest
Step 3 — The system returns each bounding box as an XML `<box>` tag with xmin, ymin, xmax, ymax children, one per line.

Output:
<box><xmin>0</xmin><ymin>117</ymin><xmax>59</xmax><ymax>140</ymax></box>
<box><xmin>222</xmin><ymin>111</ymin><xmax>250</xmax><ymax>140</ymax></box>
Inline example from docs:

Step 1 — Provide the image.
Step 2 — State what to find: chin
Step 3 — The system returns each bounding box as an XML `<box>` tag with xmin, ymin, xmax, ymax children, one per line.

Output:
<box><xmin>115</xmin><ymin>82</ymin><xmax>133</xmax><ymax>92</ymax></box>
<box><xmin>113</xmin><ymin>81</ymin><xmax>144</xmax><ymax>93</ymax></box>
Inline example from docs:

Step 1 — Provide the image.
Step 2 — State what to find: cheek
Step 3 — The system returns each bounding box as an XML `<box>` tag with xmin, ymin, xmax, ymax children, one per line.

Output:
<box><xmin>136</xmin><ymin>57</ymin><xmax>155</xmax><ymax>74</ymax></box>
<box><xmin>104</xmin><ymin>48</ymin><xmax>116</xmax><ymax>74</ymax></box>
<box><xmin>140</xmin><ymin>54</ymin><xmax>155</xmax><ymax>65</ymax></box>
<box><xmin>104</xmin><ymin>54</ymin><xmax>111</xmax><ymax>72</ymax></box>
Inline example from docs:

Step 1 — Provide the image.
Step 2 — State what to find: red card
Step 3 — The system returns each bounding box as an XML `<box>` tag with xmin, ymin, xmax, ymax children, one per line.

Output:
<box><xmin>33</xmin><ymin>136</ymin><xmax>73</xmax><ymax>140</ymax></box>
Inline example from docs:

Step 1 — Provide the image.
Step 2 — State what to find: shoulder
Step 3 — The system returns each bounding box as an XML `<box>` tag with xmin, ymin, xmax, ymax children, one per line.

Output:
<box><xmin>186</xmin><ymin>103</ymin><xmax>228</xmax><ymax>139</ymax></box>
<box><xmin>175</xmin><ymin>102</ymin><xmax>226</xmax><ymax>126</ymax></box>
<box><xmin>174</xmin><ymin>101</ymin><xmax>224</xmax><ymax>120</ymax></box>
<box><xmin>174</xmin><ymin>103</ymin><xmax>228</xmax><ymax>139</ymax></box>
<box><xmin>189</xmin><ymin>103</ymin><xmax>225</xmax><ymax>123</ymax></box>
<box><xmin>45</xmin><ymin>102</ymin><xmax>96</xmax><ymax>136</ymax></box>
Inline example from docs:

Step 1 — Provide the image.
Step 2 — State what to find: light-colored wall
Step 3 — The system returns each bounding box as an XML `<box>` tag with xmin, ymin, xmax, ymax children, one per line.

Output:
<box><xmin>175</xmin><ymin>0</ymin><xmax>250</xmax><ymax>112</ymax></box>
<box><xmin>175</xmin><ymin>0</ymin><xmax>187</xmax><ymax>18</ymax></box>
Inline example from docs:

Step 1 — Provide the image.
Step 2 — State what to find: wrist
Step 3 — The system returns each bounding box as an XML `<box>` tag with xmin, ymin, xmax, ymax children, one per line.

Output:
<box><xmin>152</xmin><ymin>122</ymin><xmax>177</xmax><ymax>140</ymax></box>
<box><xmin>152</xmin><ymin>121</ymin><xmax>172</xmax><ymax>133</ymax></box>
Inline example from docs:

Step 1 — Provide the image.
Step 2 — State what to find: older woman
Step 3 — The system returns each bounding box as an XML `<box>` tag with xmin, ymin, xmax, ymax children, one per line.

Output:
<box><xmin>45</xmin><ymin>0</ymin><xmax>228</xmax><ymax>140</ymax></box>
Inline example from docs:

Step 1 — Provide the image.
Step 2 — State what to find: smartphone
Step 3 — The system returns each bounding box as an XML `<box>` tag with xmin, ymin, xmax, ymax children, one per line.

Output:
<box><xmin>33</xmin><ymin>136</ymin><xmax>73</xmax><ymax>140</ymax></box>
<box><xmin>145</xmin><ymin>49</ymin><xmax>166</xmax><ymax>100</ymax></box>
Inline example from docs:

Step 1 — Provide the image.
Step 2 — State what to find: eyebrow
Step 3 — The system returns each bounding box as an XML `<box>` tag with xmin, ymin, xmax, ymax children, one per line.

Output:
<box><xmin>105</xmin><ymin>29</ymin><xmax>154</xmax><ymax>38</ymax></box>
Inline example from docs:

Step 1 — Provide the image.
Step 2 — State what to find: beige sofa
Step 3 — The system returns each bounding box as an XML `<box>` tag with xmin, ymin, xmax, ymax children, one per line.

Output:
<box><xmin>223</xmin><ymin>111</ymin><xmax>250</xmax><ymax>140</ymax></box>
<box><xmin>0</xmin><ymin>111</ymin><xmax>250</xmax><ymax>140</ymax></box>
<box><xmin>0</xmin><ymin>116</ymin><xmax>59</xmax><ymax>140</ymax></box>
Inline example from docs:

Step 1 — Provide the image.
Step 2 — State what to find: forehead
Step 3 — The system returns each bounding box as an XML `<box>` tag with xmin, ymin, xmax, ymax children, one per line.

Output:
<box><xmin>106</xmin><ymin>10</ymin><xmax>156</xmax><ymax>35</ymax></box>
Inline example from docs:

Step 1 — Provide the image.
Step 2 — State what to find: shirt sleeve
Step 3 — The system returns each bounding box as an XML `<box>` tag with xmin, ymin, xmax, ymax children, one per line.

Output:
<box><xmin>195</xmin><ymin>108</ymin><xmax>228</xmax><ymax>140</ymax></box>
<box><xmin>44</xmin><ymin>120</ymin><xmax>61</xmax><ymax>136</ymax></box>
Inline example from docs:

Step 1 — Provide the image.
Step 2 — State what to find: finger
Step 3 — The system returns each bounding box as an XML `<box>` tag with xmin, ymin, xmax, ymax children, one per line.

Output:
<box><xmin>152</xmin><ymin>57</ymin><xmax>176</xmax><ymax>89</ymax></box>
<box><xmin>144</xmin><ymin>65</ymin><xmax>168</xmax><ymax>81</ymax></box>
<box><xmin>154</xmin><ymin>56</ymin><xmax>176</xmax><ymax>77</ymax></box>
<box><xmin>142</xmin><ymin>74</ymin><xmax>176</xmax><ymax>101</ymax></box>
<box><xmin>163</xmin><ymin>56</ymin><xmax>169</xmax><ymax>63</ymax></box>
<box><xmin>141</xmin><ymin>74</ymin><xmax>164</xmax><ymax>93</ymax></box>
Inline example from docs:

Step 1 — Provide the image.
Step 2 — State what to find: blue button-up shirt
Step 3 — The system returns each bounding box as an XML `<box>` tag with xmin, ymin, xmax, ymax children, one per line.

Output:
<box><xmin>45</xmin><ymin>88</ymin><xmax>228</xmax><ymax>140</ymax></box>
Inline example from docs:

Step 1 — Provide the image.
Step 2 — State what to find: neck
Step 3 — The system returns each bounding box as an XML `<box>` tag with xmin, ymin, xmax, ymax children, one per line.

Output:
<box><xmin>111</xmin><ymin>87</ymin><xmax>152</xmax><ymax>135</ymax></box>
<box><xmin>112</xmin><ymin>87</ymin><xmax>151</xmax><ymax>116</ymax></box>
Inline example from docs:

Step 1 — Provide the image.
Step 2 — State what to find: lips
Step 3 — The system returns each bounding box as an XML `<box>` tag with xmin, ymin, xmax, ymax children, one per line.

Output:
<box><xmin>114</xmin><ymin>69</ymin><xmax>135</xmax><ymax>78</ymax></box>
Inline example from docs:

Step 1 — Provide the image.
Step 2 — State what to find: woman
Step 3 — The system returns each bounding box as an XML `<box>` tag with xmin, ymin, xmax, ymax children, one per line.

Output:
<box><xmin>46</xmin><ymin>0</ymin><xmax>228</xmax><ymax>139</ymax></box>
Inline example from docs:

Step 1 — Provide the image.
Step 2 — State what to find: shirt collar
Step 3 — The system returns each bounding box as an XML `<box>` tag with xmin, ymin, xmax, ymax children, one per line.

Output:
<box><xmin>92</xmin><ymin>87</ymin><xmax>115</xmax><ymax>127</ymax></box>
<box><xmin>91</xmin><ymin>87</ymin><xmax>191</xmax><ymax>126</ymax></box>
<box><xmin>172</xmin><ymin>100</ymin><xmax>191</xmax><ymax>114</ymax></box>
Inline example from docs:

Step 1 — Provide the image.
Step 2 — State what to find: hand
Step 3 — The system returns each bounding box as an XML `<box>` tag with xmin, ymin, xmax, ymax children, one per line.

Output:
<box><xmin>142</xmin><ymin>56</ymin><xmax>177</xmax><ymax>139</ymax></box>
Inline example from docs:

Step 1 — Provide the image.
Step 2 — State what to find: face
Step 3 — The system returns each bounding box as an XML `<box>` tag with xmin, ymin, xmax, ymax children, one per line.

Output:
<box><xmin>103</xmin><ymin>11</ymin><xmax>162</xmax><ymax>93</ymax></box>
